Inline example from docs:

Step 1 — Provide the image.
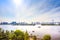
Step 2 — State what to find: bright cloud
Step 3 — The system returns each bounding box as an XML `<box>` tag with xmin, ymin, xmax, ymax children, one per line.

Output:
<box><xmin>0</xmin><ymin>0</ymin><xmax>60</xmax><ymax>22</ymax></box>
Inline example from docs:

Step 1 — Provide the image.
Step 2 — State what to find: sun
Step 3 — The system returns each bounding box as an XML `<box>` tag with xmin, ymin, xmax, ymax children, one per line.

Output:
<box><xmin>13</xmin><ymin>0</ymin><xmax>23</xmax><ymax>6</ymax></box>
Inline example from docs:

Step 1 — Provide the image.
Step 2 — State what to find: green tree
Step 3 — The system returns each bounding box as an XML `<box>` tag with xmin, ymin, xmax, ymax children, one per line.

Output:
<box><xmin>8</xmin><ymin>30</ymin><xmax>14</xmax><ymax>40</ymax></box>
<box><xmin>24</xmin><ymin>31</ymin><xmax>29</xmax><ymax>40</ymax></box>
<box><xmin>0</xmin><ymin>28</ymin><xmax>9</xmax><ymax>40</ymax></box>
<box><xmin>3</xmin><ymin>30</ymin><xmax>10</xmax><ymax>40</ymax></box>
<box><xmin>43</xmin><ymin>34</ymin><xmax>51</xmax><ymax>40</ymax></box>
<box><xmin>14</xmin><ymin>30</ymin><xmax>24</xmax><ymax>40</ymax></box>
<box><xmin>0</xmin><ymin>28</ymin><xmax>2</xmax><ymax>40</ymax></box>
<box><xmin>11</xmin><ymin>33</ymin><xmax>16</xmax><ymax>40</ymax></box>
<box><xmin>0</xmin><ymin>28</ymin><xmax>2</xmax><ymax>33</ymax></box>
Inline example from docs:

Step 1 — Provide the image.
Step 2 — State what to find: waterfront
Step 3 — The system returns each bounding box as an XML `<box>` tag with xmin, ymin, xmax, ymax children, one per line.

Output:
<box><xmin>0</xmin><ymin>25</ymin><xmax>60</xmax><ymax>40</ymax></box>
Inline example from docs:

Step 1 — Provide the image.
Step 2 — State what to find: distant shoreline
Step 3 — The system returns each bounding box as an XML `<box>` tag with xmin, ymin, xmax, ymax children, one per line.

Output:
<box><xmin>0</xmin><ymin>24</ymin><xmax>60</xmax><ymax>26</ymax></box>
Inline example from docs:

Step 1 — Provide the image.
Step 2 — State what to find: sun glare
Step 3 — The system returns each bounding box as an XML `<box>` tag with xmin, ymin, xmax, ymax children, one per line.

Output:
<box><xmin>13</xmin><ymin>0</ymin><xmax>23</xmax><ymax>6</ymax></box>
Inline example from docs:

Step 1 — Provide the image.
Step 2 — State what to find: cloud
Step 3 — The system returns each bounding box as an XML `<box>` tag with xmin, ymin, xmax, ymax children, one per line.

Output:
<box><xmin>33</xmin><ymin>7</ymin><xmax>60</xmax><ymax>22</ymax></box>
<box><xmin>0</xmin><ymin>0</ymin><xmax>60</xmax><ymax>22</ymax></box>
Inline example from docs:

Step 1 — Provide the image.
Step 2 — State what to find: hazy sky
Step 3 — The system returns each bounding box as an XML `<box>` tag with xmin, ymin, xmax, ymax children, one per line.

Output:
<box><xmin>0</xmin><ymin>0</ymin><xmax>60</xmax><ymax>22</ymax></box>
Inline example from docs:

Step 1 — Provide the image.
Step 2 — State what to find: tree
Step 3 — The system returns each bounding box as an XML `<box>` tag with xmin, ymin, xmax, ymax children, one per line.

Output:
<box><xmin>4</xmin><ymin>30</ymin><xmax>10</xmax><ymax>40</ymax></box>
<box><xmin>11</xmin><ymin>33</ymin><xmax>16</xmax><ymax>40</ymax></box>
<box><xmin>0</xmin><ymin>28</ymin><xmax>2</xmax><ymax>40</ymax></box>
<box><xmin>14</xmin><ymin>30</ymin><xmax>24</xmax><ymax>40</ymax></box>
<box><xmin>24</xmin><ymin>31</ymin><xmax>29</xmax><ymax>40</ymax></box>
<box><xmin>0</xmin><ymin>28</ymin><xmax>2</xmax><ymax>33</ymax></box>
<box><xmin>0</xmin><ymin>28</ymin><xmax>9</xmax><ymax>40</ymax></box>
<box><xmin>9</xmin><ymin>31</ymin><xmax>15</xmax><ymax>40</ymax></box>
<box><xmin>0</xmin><ymin>28</ymin><xmax>31</xmax><ymax>40</ymax></box>
<box><xmin>43</xmin><ymin>34</ymin><xmax>51</xmax><ymax>40</ymax></box>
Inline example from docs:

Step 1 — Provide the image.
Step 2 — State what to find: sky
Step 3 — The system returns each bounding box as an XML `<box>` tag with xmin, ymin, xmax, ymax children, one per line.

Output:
<box><xmin>0</xmin><ymin>0</ymin><xmax>60</xmax><ymax>22</ymax></box>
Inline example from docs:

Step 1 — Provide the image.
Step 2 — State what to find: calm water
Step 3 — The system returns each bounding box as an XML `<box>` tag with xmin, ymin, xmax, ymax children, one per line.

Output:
<box><xmin>0</xmin><ymin>25</ymin><xmax>60</xmax><ymax>40</ymax></box>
